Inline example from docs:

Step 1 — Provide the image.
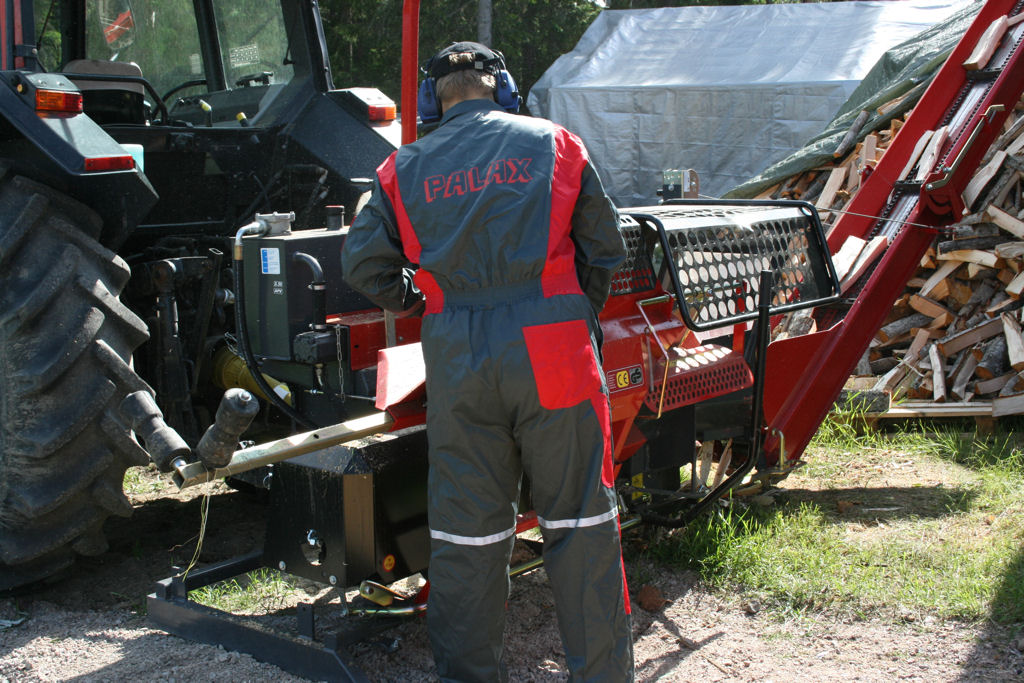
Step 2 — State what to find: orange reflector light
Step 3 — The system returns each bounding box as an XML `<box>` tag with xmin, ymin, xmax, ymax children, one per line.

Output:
<box><xmin>368</xmin><ymin>104</ymin><xmax>396</xmax><ymax>122</ymax></box>
<box><xmin>84</xmin><ymin>155</ymin><xmax>135</xmax><ymax>172</ymax></box>
<box><xmin>35</xmin><ymin>89</ymin><xmax>83</xmax><ymax>113</ymax></box>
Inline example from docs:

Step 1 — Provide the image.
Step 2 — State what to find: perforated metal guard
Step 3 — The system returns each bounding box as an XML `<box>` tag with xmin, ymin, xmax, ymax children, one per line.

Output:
<box><xmin>629</xmin><ymin>201</ymin><xmax>839</xmax><ymax>331</ymax></box>
<box><xmin>644</xmin><ymin>344</ymin><xmax>753</xmax><ymax>412</ymax></box>
<box><xmin>610</xmin><ymin>214</ymin><xmax>657</xmax><ymax>296</ymax></box>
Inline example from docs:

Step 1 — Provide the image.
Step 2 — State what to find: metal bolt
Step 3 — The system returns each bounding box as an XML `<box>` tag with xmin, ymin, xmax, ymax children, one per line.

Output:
<box><xmin>329</xmin><ymin>575</ymin><xmax>337</xmax><ymax>586</ymax></box>
<box><xmin>278</xmin><ymin>560</ymin><xmax>286</xmax><ymax>571</ymax></box>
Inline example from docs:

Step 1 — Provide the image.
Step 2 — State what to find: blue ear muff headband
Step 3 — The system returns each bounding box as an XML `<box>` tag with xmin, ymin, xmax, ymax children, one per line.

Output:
<box><xmin>417</xmin><ymin>42</ymin><xmax>521</xmax><ymax>124</ymax></box>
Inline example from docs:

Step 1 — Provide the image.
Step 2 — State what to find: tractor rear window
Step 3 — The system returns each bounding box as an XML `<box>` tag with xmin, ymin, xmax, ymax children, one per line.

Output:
<box><xmin>83</xmin><ymin>0</ymin><xmax>205</xmax><ymax>102</ymax></box>
<box><xmin>64</xmin><ymin>0</ymin><xmax>294</xmax><ymax>111</ymax></box>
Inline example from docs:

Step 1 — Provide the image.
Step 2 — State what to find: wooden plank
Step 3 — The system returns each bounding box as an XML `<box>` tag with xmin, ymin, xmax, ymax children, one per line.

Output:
<box><xmin>993</xmin><ymin>393</ymin><xmax>1024</xmax><ymax>416</ymax></box>
<box><xmin>1002</xmin><ymin>312</ymin><xmax>1024</xmax><ymax>370</ymax></box>
<box><xmin>963</xmin><ymin>16</ymin><xmax>1009</xmax><ymax>71</ymax></box>
<box><xmin>872</xmin><ymin>401</ymin><xmax>993</xmax><ymax>418</ymax></box>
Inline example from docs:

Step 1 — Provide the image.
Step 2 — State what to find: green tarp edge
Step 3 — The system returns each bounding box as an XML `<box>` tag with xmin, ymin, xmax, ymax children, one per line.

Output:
<box><xmin>725</xmin><ymin>1</ymin><xmax>985</xmax><ymax>200</ymax></box>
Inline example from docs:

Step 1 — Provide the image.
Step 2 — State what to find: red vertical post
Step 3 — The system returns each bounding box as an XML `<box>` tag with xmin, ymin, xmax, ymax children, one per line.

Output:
<box><xmin>401</xmin><ymin>0</ymin><xmax>421</xmax><ymax>145</ymax></box>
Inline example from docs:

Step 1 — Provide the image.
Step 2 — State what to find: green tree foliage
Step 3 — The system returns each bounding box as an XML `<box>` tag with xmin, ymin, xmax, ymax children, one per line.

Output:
<box><xmin>320</xmin><ymin>1</ymin><xmax>601</xmax><ymax>112</ymax></box>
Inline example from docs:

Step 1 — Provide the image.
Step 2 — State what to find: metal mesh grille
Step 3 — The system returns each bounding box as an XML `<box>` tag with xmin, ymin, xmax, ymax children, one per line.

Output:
<box><xmin>633</xmin><ymin>204</ymin><xmax>836</xmax><ymax>330</ymax></box>
<box><xmin>610</xmin><ymin>215</ymin><xmax>657</xmax><ymax>296</ymax></box>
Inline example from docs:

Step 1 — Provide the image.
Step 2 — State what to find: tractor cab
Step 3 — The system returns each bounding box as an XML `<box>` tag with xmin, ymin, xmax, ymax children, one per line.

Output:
<box><xmin>9</xmin><ymin>0</ymin><xmax>400</xmax><ymax>247</ymax></box>
<box><xmin>36</xmin><ymin>0</ymin><xmax>299</xmax><ymax>127</ymax></box>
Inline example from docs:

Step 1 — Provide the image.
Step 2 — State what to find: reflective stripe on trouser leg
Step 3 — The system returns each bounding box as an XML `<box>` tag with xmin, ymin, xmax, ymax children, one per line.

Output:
<box><xmin>425</xmin><ymin>381</ymin><xmax>521</xmax><ymax>683</ymax></box>
<box><xmin>520</xmin><ymin>395</ymin><xmax>634</xmax><ymax>682</ymax></box>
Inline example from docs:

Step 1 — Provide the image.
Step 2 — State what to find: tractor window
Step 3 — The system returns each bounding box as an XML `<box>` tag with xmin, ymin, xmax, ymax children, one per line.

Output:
<box><xmin>33</xmin><ymin>0</ymin><xmax>62</xmax><ymax>71</ymax></box>
<box><xmin>83</xmin><ymin>0</ymin><xmax>204</xmax><ymax>101</ymax></box>
<box><xmin>212</xmin><ymin>0</ymin><xmax>294</xmax><ymax>89</ymax></box>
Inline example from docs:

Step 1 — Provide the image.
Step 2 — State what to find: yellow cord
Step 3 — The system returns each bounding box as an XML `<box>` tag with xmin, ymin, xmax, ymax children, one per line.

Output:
<box><xmin>182</xmin><ymin>481</ymin><xmax>214</xmax><ymax>580</ymax></box>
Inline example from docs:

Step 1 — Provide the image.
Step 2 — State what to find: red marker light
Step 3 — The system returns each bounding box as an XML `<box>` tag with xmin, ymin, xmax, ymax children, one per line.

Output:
<box><xmin>84</xmin><ymin>155</ymin><xmax>136</xmax><ymax>172</ymax></box>
<box><xmin>35</xmin><ymin>89</ymin><xmax>83</xmax><ymax>114</ymax></box>
<box><xmin>368</xmin><ymin>104</ymin><xmax>397</xmax><ymax>122</ymax></box>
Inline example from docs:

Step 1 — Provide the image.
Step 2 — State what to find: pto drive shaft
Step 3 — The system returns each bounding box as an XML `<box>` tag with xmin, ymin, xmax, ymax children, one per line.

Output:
<box><xmin>172</xmin><ymin>411</ymin><xmax>395</xmax><ymax>489</ymax></box>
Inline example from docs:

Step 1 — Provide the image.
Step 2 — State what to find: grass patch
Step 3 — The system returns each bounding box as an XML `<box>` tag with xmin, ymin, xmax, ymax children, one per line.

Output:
<box><xmin>123</xmin><ymin>465</ymin><xmax>167</xmax><ymax>496</ymax></box>
<box><xmin>645</xmin><ymin>420</ymin><xmax>1024</xmax><ymax>623</ymax></box>
<box><xmin>190</xmin><ymin>568</ymin><xmax>295</xmax><ymax>614</ymax></box>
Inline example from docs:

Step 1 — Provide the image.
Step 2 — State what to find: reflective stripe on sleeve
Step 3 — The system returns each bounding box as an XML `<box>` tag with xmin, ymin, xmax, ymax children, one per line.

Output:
<box><xmin>430</xmin><ymin>525</ymin><xmax>517</xmax><ymax>546</ymax></box>
<box><xmin>538</xmin><ymin>507</ymin><xmax>618</xmax><ymax>530</ymax></box>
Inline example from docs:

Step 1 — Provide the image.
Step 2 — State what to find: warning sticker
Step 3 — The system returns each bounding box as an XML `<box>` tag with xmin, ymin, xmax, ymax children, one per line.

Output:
<box><xmin>230</xmin><ymin>44</ymin><xmax>259</xmax><ymax>69</ymax></box>
<box><xmin>606</xmin><ymin>365</ymin><xmax>644</xmax><ymax>393</ymax></box>
<box><xmin>260</xmin><ymin>247</ymin><xmax>280</xmax><ymax>275</ymax></box>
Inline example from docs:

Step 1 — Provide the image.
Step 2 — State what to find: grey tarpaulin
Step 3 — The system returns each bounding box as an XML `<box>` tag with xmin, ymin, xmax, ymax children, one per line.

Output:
<box><xmin>726</xmin><ymin>0</ymin><xmax>984</xmax><ymax>199</ymax></box>
<box><xmin>527</xmin><ymin>1</ymin><xmax>974</xmax><ymax>205</ymax></box>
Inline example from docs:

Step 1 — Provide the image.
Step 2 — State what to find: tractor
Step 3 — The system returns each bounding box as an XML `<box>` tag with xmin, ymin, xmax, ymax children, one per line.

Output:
<box><xmin>0</xmin><ymin>0</ymin><xmax>401</xmax><ymax>590</ymax></box>
<box><xmin>2</xmin><ymin>0</ymin><xmax>1024</xmax><ymax>678</ymax></box>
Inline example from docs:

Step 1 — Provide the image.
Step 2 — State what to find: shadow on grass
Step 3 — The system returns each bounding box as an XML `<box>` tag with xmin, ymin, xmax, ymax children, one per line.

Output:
<box><xmin>780</xmin><ymin>482</ymin><xmax>979</xmax><ymax>521</ymax></box>
<box><xmin>958</xmin><ymin>545</ymin><xmax>1024</xmax><ymax>682</ymax></box>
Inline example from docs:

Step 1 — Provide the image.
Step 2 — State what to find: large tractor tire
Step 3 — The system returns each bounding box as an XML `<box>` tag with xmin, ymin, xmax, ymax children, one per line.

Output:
<box><xmin>0</xmin><ymin>172</ymin><xmax>152</xmax><ymax>590</ymax></box>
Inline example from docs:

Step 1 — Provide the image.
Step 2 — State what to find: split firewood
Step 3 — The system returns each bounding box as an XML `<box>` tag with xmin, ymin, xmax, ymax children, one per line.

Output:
<box><xmin>1001</xmin><ymin>312</ymin><xmax>1024</xmax><ymax>370</ymax></box>
<box><xmin>951</xmin><ymin>352</ymin><xmax>979</xmax><ymax>400</ymax></box>
<box><xmin>963</xmin><ymin>16</ymin><xmax>1009</xmax><ymax>71</ymax></box>
<box><xmin>964</xmin><ymin>150</ymin><xmax>1007</xmax><ymax>208</ymax></box>
<box><xmin>936</xmin><ymin>317</ymin><xmax>1003</xmax><ymax>356</ymax></box>
<box><xmin>975</xmin><ymin>371</ymin><xmax>1015</xmax><ymax>396</ymax></box>
<box><xmin>975</xmin><ymin>335</ymin><xmax>1009</xmax><ymax>379</ymax></box>
<box><xmin>878</xmin><ymin>313</ymin><xmax>932</xmax><ymax>342</ymax></box>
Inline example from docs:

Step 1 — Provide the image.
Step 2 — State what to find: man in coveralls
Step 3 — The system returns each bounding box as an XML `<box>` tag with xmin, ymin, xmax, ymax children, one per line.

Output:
<box><xmin>341</xmin><ymin>41</ymin><xmax>633</xmax><ymax>682</ymax></box>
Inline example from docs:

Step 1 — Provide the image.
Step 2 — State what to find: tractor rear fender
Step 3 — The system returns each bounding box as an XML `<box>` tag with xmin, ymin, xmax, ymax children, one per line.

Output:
<box><xmin>0</xmin><ymin>71</ymin><xmax>157</xmax><ymax>249</ymax></box>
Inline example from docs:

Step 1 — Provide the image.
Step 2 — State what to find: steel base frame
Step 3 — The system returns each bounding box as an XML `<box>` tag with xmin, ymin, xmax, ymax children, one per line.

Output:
<box><xmin>147</xmin><ymin>552</ymin><xmax>399</xmax><ymax>682</ymax></box>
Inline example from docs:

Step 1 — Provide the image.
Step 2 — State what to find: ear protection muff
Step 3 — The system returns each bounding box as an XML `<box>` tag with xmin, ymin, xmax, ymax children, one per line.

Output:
<box><xmin>418</xmin><ymin>42</ymin><xmax>521</xmax><ymax>124</ymax></box>
<box><xmin>494</xmin><ymin>68</ymin><xmax>521</xmax><ymax>115</ymax></box>
<box><xmin>418</xmin><ymin>77</ymin><xmax>442</xmax><ymax>124</ymax></box>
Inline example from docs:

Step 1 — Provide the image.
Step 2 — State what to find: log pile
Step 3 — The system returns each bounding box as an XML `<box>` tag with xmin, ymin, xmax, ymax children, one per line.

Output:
<box><xmin>770</xmin><ymin>86</ymin><xmax>1024</xmax><ymax>418</ymax></box>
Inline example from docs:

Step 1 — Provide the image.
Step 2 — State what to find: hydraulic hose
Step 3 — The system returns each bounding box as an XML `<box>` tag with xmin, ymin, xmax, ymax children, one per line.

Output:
<box><xmin>291</xmin><ymin>252</ymin><xmax>327</xmax><ymax>331</ymax></box>
<box><xmin>232</xmin><ymin>220</ymin><xmax>316</xmax><ymax>430</ymax></box>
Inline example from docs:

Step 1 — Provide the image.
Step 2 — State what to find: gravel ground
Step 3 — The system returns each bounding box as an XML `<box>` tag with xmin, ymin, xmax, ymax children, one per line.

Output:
<box><xmin>1</xmin><ymin>473</ymin><xmax>1022</xmax><ymax>682</ymax></box>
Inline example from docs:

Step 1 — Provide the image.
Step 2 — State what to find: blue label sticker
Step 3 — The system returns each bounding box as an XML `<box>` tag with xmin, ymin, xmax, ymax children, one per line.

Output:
<box><xmin>260</xmin><ymin>247</ymin><xmax>281</xmax><ymax>275</ymax></box>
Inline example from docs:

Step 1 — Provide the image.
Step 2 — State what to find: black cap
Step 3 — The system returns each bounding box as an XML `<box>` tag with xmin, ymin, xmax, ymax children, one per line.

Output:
<box><xmin>424</xmin><ymin>41</ymin><xmax>504</xmax><ymax>80</ymax></box>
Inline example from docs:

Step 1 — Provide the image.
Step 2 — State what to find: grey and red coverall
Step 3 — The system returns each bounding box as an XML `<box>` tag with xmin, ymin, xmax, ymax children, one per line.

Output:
<box><xmin>341</xmin><ymin>98</ymin><xmax>632</xmax><ymax>682</ymax></box>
